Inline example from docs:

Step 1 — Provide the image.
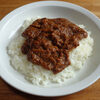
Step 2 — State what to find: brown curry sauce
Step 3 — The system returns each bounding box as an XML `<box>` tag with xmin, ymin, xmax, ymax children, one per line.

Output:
<box><xmin>21</xmin><ymin>18</ymin><xmax>87</xmax><ymax>74</ymax></box>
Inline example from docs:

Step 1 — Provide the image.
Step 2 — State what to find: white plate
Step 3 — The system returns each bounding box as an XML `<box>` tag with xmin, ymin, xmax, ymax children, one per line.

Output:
<box><xmin>0</xmin><ymin>1</ymin><xmax>100</xmax><ymax>97</ymax></box>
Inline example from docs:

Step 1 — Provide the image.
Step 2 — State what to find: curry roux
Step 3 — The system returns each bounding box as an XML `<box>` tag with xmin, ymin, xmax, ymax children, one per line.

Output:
<box><xmin>21</xmin><ymin>18</ymin><xmax>87</xmax><ymax>74</ymax></box>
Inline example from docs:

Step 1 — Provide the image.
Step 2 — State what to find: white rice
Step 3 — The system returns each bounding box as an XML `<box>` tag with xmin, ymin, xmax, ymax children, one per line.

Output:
<box><xmin>7</xmin><ymin>17</ymin><xmax>94</xmax><ymax>86</ymax></box>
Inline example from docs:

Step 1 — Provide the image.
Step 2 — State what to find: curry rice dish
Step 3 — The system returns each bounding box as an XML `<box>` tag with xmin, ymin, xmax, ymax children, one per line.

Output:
<box><xmin>7</xmin><ymin>17</ymin><xmax>93</xmax><ymax>86</ymax></box>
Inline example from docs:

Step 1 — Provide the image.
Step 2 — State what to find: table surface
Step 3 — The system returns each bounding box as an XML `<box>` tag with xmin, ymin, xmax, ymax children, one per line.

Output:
<box><xmin>0</xmin><ymin>0</ymin><xmax>100</xmax><ymax>100</ymax></box>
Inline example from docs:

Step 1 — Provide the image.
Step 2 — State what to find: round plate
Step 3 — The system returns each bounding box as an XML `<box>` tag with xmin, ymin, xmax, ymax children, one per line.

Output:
<box><xmin>0</xmin><ymin>1</ymin><xmax>100</xmax><ymax>97</ymax></box>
